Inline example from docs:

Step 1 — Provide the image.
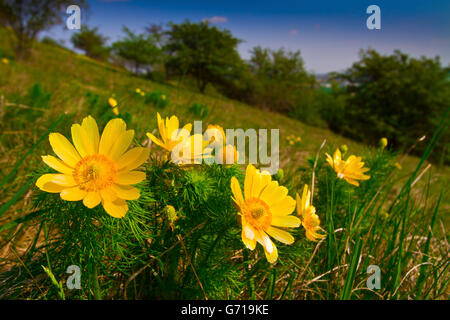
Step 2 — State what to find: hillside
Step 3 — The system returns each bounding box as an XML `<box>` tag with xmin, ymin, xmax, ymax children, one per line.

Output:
<box><xmin>1</xmin><ymin>28</ymin><xmax>449</xmax><ymax>225</ymax></box>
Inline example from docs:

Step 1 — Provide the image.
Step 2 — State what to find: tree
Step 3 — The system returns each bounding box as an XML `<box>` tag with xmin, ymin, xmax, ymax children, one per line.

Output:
<box><xmin>71</xmin><ymin>25</ymin><xmax>109</xmax><ymax>60</ymax></box>
<box><xmin>0</xmin><ymin>0</ymin><xmax>86</xmax><ymax>59</ymax></box>
<box><xmin>247</xmin><ymin>46</ymin><xmax>313</xmax><ymax>113</ymax></box>
<box><xmin>334</xmin><ymin>49</ymin><xmax>450</xmax><ymax>162</ymax></box>
<box><xmin>165</xmin><ymin>20</ymin><xmax>243</xmax><ymax>93</ymax></box>
<box><xmin>111</xmin><ymin>26</ymin><xmax>161</xmax><ymax>75</ymax></box>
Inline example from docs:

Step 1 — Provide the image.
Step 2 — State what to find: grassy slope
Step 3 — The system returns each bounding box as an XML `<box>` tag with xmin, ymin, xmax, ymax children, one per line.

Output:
<box><xmin>0</xmin><ymin>28</ymin><xmax>449</xmax><ymax>228</ymax></box>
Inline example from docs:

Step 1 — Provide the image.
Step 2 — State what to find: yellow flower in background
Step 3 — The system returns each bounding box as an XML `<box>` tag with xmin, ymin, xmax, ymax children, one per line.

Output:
<box><xmin>136</xmin><ymin>88</ymin><xmax>141</xmax><ymax>93</ymax></box>
<box><xmin>161</xmin><ymin>95</ymin><xmax>166</xmax><ymax>100</ymax></box>
<box><xmin>140</xmin><ymin>91</ymin><xmax>145</xmax><ymax>97</ymax></box>
<box><xmin>205</xmin><ymin>124</ymin><xmax>226</xmax><ymax>147</ymax></box>
<box><xmin>380</xmin><ymin>137</ymin><xmax>388</xmax><ymax>149</ymax></box>
<box><xmin>108</xmin><ymin>97</ymin><xmax>118</xmax><ymax>108</ymax></box>
<box><xmin>296</xmin><ymin>185</ymin><xmax>325</xmax><ymax>241</ymax></box>
<box><xmin>231</xmin><ymin>164</ymin><xmax>300</xmax><ymax>263</ymax></box>
<box><xmin>36</xmin><ymin>116</ymin><xmax>150</xmax><ymax>218</ymax></box>
<box><xmin>172</xmin><ymin>133</ymin><xmax>213</xmax><ymax>164</ymax></box>
<box><xmin>340</xmin><ymin>144</ymin><xmax>348</xmax><ymax>154</ymax></box>
<box><xmin>112</xmin><ymin>107</ymin><xmax>119</xmax><ymax>115</ymax></box>
<box><xmin>146</xmin><ymin>112</ymin><xmax>192</xmax><ymax>153</ymax></box>
<box><xmin>325</xmin><ymin>149</ymin><xmax>370</xmax><ymax>186</ymax></box>
<box><xmin>1</xmin><ymin>58</ymin><xmax>9</xmax><ymax>64</ymax></box>
<box><xmin>394</xmin><ymin>162</ymin><xmax>402</xmax><ymax>170</ymax></box>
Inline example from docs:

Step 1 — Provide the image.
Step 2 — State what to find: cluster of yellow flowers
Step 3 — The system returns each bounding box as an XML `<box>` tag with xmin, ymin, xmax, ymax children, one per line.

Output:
<box><xmin>230</xmin><ymin>147</ymin><xmax>370</xmax><ymax>262</ymax></box>
<box><xmin>108</xmin><ymin>97</ymin><xmax>119</xmax><ymax>115</ymax></box>
<box><xmin>146</xmin><ymin>113</ymin><xmax>238</xmax><ymax>165</ymax></box>
<box><xmin>135</xmin><ymin>88</ymin><xmax>145</xmax><ymax>97</ymax></box>
<box><xmin>36</xmin><ymin>114</ymin><xmax>371</xmax><ymax>263</ymax></box>
<box><xmin>1</xmin><ymin>58</ymin><xmax>9</xmax><ymax>65</ymax></box>
<box><xmin>286</xmin><ymin>134</ymin><xmax>301</xmax><ymax>146</ymax></box>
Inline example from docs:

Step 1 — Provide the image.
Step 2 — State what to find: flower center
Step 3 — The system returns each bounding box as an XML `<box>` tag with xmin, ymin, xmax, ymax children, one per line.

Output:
<box><xmin>73</xmin><ymin>154</ymin><xmax>117</xmax><ymax>192</ymax></box>
<box><xmin>243</xmin><ymin>198</ymin><xmax>272</xmax><ymax>230</ymax></box>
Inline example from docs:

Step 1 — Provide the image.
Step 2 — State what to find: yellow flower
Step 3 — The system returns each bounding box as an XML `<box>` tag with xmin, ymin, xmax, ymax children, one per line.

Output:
<box><xmin>140</xmin><ymin>91</ymin><xmax>145</xmax><ymax>97</ymax></box>
<box><xmin>108</xmin><ymin>97</ymin><xmax>118</xmax><ymax>108</ymax></box>
<box><xmin>205</xmin><ymin>124</ymin><xmax>226</xmax><ymax>147</ymax></box>
<box><xmin>215</xmin><ymin>144</ymin><xmax>238</xmax><ymax>164</ymax></box>
<box><xmin>340</xmin><ymin>144</ymin><xmax>348</xmax><ymax>154</ymax></box>
<box><xmin>36</xmin><ymin>116</ymin><xmax>150</xmax><ymax>218</ymax></box>
<box><xmin>112</xmin><ymin>107</ymin><xmax>119</xmax><ymax>115</ymax></box>
<box><xmin>136</xmin><ymin>88</ymin><xmax>141</xmax><ymax>93</ymax></box>
<box><xmin>172</xmin><ymin>134</ymin><xmax>212</xmax><ymax>164</ymax></box>
<box><xmin>325</xmin><ymin>149</ymin><xmax>370</xmax><ymax>186</ymax></box>
<box><xmin>231</xmin><ymin>164</ymin><xmax>300</xmax><ymax>263</ymax></box>
<box><xmin>380</xmin><ymin>137</ymin><xmax>388</xmax><ymax>149</ymax></box>
<box><xmin>161</xmin><ymin>95</ymin><xmax>166</xmax><ymax>100</ymax></box>
<box><xmin>1</xmin><ymin>58</ymin><xmax>9</xmax><ymax>64</ymax></box>
<box><xmin>296</xmin><ymin>185</ymin><xmax>325</xmax><ymax>241</ymax></box>
<box><xmin>394</xmin><ymin>162</ymin><xmax>402</xmax><ymax>170</ymax></box>
<box><xmin>146</xmin><ymin>112</ymin><xmax>192</xmax><ymax>153</ymax></box>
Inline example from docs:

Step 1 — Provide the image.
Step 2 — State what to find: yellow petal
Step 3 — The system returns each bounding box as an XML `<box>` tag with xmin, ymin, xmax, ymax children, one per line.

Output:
<box><xmin>117</xmin><ymin>147</ymin><xmax>150</xmax><ymax>171</ymax></box>
<box><xmin>182</xmin><ymin>123</ymin><xmax>192</xmax><ymax>134</ymax></box>
<box><xmin>260</xmin><ymin>181</ymin><xmax>287</xmax><ymax>206</ymax></box>
<box><xmin>60</xmin><ymin>187</ymin><xmax>87</xmax><ymax>201</ymax></box>
<box><xmin>50</xmin><ymin>174</ymin><xmax>77</xmax><ymax>187</ymax></box>
<box><xmin>263</xmin><ymin>240</ymin><xmax>278</xmax><ymax>264</ymax></box>
<box><xmin>36</xmin><ymin>174</ymin><xmax>66</xmax><ymax>193</ymax></box>
<box><xmin>110</xmin><ymin>184</ymin><xmax>140</xmax><ymax>200</ymax></box>
<box><xmin>257</xmin><ymin>230</ymin><xmax>278</xmax><ymax>263</ymax></box>
<box><xmin>83</xmin><ymin>192</ymin><xmax>102</xmax><ymax>208</ymax></box>
<box><xmin>41</xmin><ymin>155</ymin><xmax>73</xmax><ymax>175</ymax></box>
<box><xmin>99</xmin><ymin>118</ymin><xmax>126</xmax><ymax>156</ymax></box>
<box><xmin>71</xmin><ymin>123</ymin><xmax>90</xmax><ymax>158</ymax></box>
<box><xmin>109</xmin><ymin>129</ymin><xmax>134</xmax><ymax>160</ymax></box>
<box><xmin>37</xmin><ymin>173</ymin><xmax>76</xmax><ymax>188</ymax></box>
<box><xmin>271</xmin><ymin>197</ymin><xmax>296</xmax><ymax>216</ymax></box>
<box><xmin>241</xmin><ymin>218</ymin><xmax>256</xmax><ymax>250</ymax></box>
<box><xmin>102</xmin><ymin>198</ymin><xmax>128</xmax><ymax>218</ymax></box>
<box><xmin>301</xmin><ymin>185</ymin><xmax>310</xmax><ymax>214</ymax></box>
<box><xmin>271</xmin><ymin>215</ymin><xmax>301</xmax><ymax>228</ymax></box>
<box><xmin>146</xmin><ymin>132</ymin><xmax>167</xmax><ymax>150</ymax></box>
<box><xmin>115</xmin><ymin>171</ymin><xmax>146</xmax><ymax>185</ymax></box>
<box><xmin>81</xmin><ymin>116</ymin><xmax>100</xmax><ymax>154</ymax></box>
<box><xmin>266</xmin><ymin>226</ymin><xmax>295</xmax><ymax>245</ymax></box>
<box><xmin>49</xmin><ymin>133</ymin><xmax>81</xmax><ymax>167</ymax></box>
<box><xmin>100</xmin><ymin>187</ymin><xmax>117</xmax><ymax>202</ymax></box>
<box><xmin>230</xmin><ymin>177</ymin><xmax>244</xmax><ymax>207</ymax></box>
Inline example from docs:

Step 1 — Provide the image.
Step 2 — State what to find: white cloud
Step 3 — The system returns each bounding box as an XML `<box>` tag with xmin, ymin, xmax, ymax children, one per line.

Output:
<box><xmin>202</xmin><ymin>16</ymin><xmax>228</xmax><ymax>24</ymax></box>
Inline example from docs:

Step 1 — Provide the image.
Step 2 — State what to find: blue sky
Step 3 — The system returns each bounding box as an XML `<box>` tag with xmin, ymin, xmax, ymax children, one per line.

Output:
<box><xmin>43</xmin><ymin>0</ymin><xmax>450</xmax><ymax>73</ymax></box>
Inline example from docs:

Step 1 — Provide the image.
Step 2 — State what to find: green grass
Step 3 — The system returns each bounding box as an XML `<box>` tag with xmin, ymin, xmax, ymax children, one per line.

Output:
<box><xmin>0</xmin><ymin>27</ymin><xmax>448</xmax><ymax>300</ymax></box>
